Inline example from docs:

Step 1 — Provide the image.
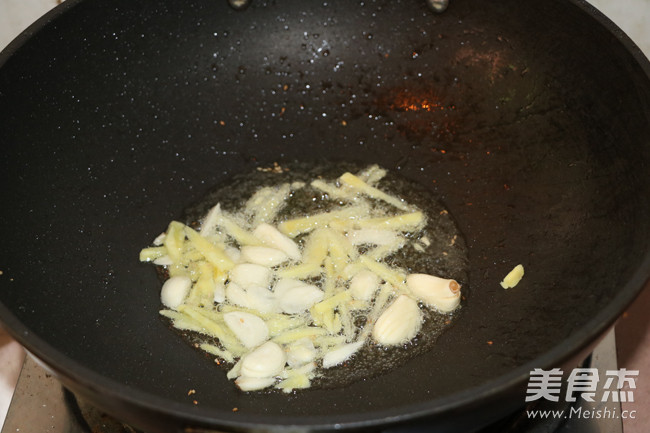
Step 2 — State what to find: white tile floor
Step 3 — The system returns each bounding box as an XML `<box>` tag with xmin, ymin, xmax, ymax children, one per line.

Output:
<box><xmin>0</xmin><ymin>0</ymin><xmax>649</xmax><ymax>430</ymax></box>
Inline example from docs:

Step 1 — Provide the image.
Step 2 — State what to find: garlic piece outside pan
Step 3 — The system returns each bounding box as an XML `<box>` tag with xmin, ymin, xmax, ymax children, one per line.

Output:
<box><xmin>224</xmin><ymin>311</ymin><xmax>269</xmax><ymax>349</ymax></box>
<box><xmin>160</xmin><ymin>276</ymin><xmax>192</xmax><ymax>309</ymax></box>
<box><xmin>406</xmin><ymin>273</ymin><xmax>461</xmax><ymax>313</ymax></box>
<box><xmin>372</xmin><ymin>295</ymin><xmax>423</xmax><ymax>346</ymax></box>
<box><xmin>253</xmin><ymin>223</ymin><xmax>302</xmax><ymax>261</ymax></box>
<box><xmin>240</xmin><ymin>245</ymin><xmax>289</xmax><ymax>267</ymax></box>
<box><xmin>240</xmin><ymin>341</ymin><xmax>287</xmax><ymax>378</ymax></box>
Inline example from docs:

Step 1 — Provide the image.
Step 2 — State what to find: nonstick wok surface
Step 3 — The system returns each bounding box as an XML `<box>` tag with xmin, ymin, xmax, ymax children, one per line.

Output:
<box><xmin>1</xmin><ymin>0</ymin><xmax>650</xmax><ymax>431</ymax></box>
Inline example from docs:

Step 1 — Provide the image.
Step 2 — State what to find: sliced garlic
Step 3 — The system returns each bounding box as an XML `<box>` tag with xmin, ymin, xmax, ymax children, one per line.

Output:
<box><xmin>372</xmin><ymin>295</ymin><xmax>422</xmax><ymax>346</ymax></box>
<box><xmin>322</xmin><ymin>340</ymin><xmax>364</xmax><ymax>368</ymax></box>
<box><xmin>244</xmin><ymin>285</ymin><xmax>278</xmax><ymax>314</ymax></box>
<box><xmin>229</xmin><ymin>263</ymin><xmax>272</xmax><ymax>288</ymax></box>
<box><xmin>200</xmin><ymin>203</ymin><xmax>222</xmax><ymax>238</ymax></box>
<box><xmin>225</xmin><ymin>282</ymin><xmax>249</xmax><ymax>308</ymax></box>
<box><xmin>348</xmin><ymin>270</ymin><xmax>380</xmax><ymax>301</ymax></box>
<box><xmin>160</xmin><ymin>276</ymin><xmax>192</xmax><ymax>309</ymax></box>
<box><xmin>224</xmin><ymin>311</ymin><xmax>269</xmax><ymax>349</ymax></box>
<box><xmin>240</xmin><ymin>341</ymin><xmax>286</xmax><ymax>378</ymax></box>
<box><xmin>226</xmin><ymin>282</ymin><xmax>277</xmax><ymax>313</ymax></box>
<box><xmin>286</xmin><ymin>338</ymin><xmax>318</xmax><ymax>367</ymax></box>
<box><xmin>276</xmin><ymin>282</ymin><xmax>324</xmax><ymax>314</ymax></box>
<box><xmin>152</xmin><ymin>231</ymin><xmax>166</xmax><ymax>246</ymax></box>
<box><xmin>406</xmin><ymin>273</ymin><xmax>461</xmax><ymax>312</ymax></box>
<box><xmin>273</xmin><ymin>278</ymin><xmax>305</xmax><ymax>298</ymax></box>
<box><xmin>240</xmin><ymin>245</ymin><xmax>289</xmax><ymax>267</ymax></box>
<box><xmin>253</xmin><ymin>223</ymin><xmax>301</xmax><ymax>261</ymax></box>
<box><xmin>235</xmin><ymin>376</ymin><xmax>276</xmax><ymax>392</ymax></box>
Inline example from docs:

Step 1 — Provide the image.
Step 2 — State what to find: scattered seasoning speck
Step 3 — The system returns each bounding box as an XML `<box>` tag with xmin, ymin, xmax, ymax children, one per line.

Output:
<box><xmin>256</xmin><ymin>162</ymin><xmax>287</xmax><ymax>173</ymax></box>
<box><xmin>232</xmin><ymin>407</ymin><xmax>239</xmax><ymax>412</ymax></box>
<box><xmin>487</xmin><ymin>340</ymin><xmax>494</xmax><ymax>346</ymax></box>
<box><xmin>188</xmin><ymin>389</ymin><xmax>196</xmax><ymax>396</ymax></box>
<box><xmin>193</xmin><ymin>400</ymin><xmax>198</xmax><ymax>405</ymax></box>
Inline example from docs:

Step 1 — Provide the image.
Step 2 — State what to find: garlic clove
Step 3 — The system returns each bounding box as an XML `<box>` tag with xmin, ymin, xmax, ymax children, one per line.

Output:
<box><xmin>160</xmin><ymin>276</ymin><xmax>192</xmax><ymax>309</ymax></box>
<box><xmin>286</xmin><ymin>338</ymin><xmax>318</xmax><ymax>367</ymax></box>
<box><xmin>229</xmin><ymin>263</ymin><xmax>272</xmax><ymax>288</ymax></box>
<box><xmin>322</xmin><ymin>340</ymin><xmax>364</xmax><ymax>368</ymax></box>
<box><xmin>227</xmin><ymin>358</ymin><xmax>242</xmax><ymax>380</ymax></box>
<box><xmin>277</xmin><ymin>283</ymin><xmax>324</xmax><ymax>314</ymax></box>
<box><xmin>372</xmin><ymin>295</ymin><xmax>422</xmax><ymax>346</ymax></box>
<box><xmin>273</xmin><ymin>278</ymin><xmax>305</xmax><ymax>298</ymax></box>
<box><xmin>235</xmin><ymin>376</ymin><xmax>276</xmax><ymax>392</ymax></box>
<box><xmin>240</xmin><ymin>341</ymin><xmax>287</xmax><ymax>378</ymax></box>
<box><xmin>224</xmin><ymin>246</ymin><xmax>241</xmax><ymax>263</ymax></box>
<box><xmin>348</xmin><ymin>269</ymin><xmax>380</xmax><ymax>301</ymax></box>
<box><xmin>245</xmin><ymin>285</ymin><xmax>279</xmax><ymax>314</ymax></box>
<box><xmin>225</xmin><ymin>281</ymin><xmax>278</xmax><ymax>313</ymax></box>
<box><xmin>225</xmin><ymin>282</ymin><xmax>250</xmax><ymax>308</ymax></box>
<box><xmin>240</xmin><ymin>245</ymin><xmax>289</xmax><ymax>267</ymax></box>
<box><xmin>224</xmin><ymin>311</ymin><xmax>269</xmax><ymax>349</ymax></box>
<box><xmin>253</xmin><ymin>223</ymin><xmax>301</xmax><ymax>261</ymax></box>
<box><xmin>406</xmin><ymin>273</ymin><xmax>461</xmax><ymax>312</ymax></box>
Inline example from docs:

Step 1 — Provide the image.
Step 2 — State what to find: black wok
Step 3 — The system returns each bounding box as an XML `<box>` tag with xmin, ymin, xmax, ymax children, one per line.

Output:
<box><xmin>1</xmin><ymin>0</ymin><xmax>649</xmax><ymax>431</ymax></box>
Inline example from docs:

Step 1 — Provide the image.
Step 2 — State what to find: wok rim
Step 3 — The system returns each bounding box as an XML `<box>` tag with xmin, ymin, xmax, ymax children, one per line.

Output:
<box><xmin>1</xmin><ymin>0</ymin><xmax>650</xmax><ymax>430</ymax></box>
<box><xmin>2</xmin><ymin>261</ymin><xmax>648</xmax><ymax>431</ymax></box>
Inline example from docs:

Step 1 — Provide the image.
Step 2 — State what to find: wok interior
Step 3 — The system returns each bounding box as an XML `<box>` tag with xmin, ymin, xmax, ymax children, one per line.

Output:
<box><xmin>0</xmin><ymin>0</ymin><xmax>649</xmax><ymax>428</ymax></box>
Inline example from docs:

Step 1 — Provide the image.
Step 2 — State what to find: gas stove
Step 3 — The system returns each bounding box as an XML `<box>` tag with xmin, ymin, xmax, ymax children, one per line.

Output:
<box><xmin>2</xmin><ymin>330</ymin><xmax>623</xmax><ymax>433</ymax></box>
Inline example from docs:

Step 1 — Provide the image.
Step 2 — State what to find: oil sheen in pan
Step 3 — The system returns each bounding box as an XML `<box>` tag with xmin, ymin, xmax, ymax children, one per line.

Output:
<box><xmin>176</xmin><ymin>161</ymin><xmax>469</xmax><ymax>390</ymax></box>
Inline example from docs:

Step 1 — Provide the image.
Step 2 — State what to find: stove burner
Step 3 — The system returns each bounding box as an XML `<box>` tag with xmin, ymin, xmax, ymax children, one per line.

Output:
<box><xmin>70</xmin><ymin>391</ymin><xmax>144</xmax><ymax>433</ymax></box>
<box><xmin>2</xmin><ymin>332</ymin><xmax>622</xmax><ymax>433</ymax></box>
